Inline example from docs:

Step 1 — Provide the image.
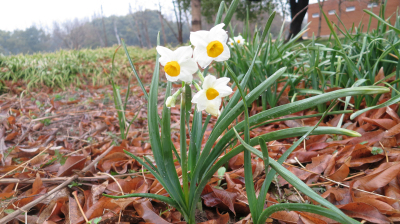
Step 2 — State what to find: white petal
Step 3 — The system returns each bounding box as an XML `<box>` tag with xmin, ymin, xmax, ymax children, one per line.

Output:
<box><xmin>178</xmin><ymin>69</ymin><xmax>193</xmax><ymax>82</ymax></box>
<box><xmin>215</xmin><ymin>85</ymin><xmax>232</xmax><ymax>97</ymax></box>
<box><xmin>192</xmin><ymin>91</ymin><xmax>208</xmax><ymax>111</ymax></box>
<box><xmin>210</xmin><ymin>29</ymin><xmax>228</xmax><ymax>44</ymax></box>
<box><xmin>165</xmin><ymin>74</ymin><xmax>180</xmax><ymax>82</ymax></box>
<box><xmin>202</xmin><ymin>75</ymin><xmax>217</xmax><ymax>90</ymax></box>
<box><xmin>213</xmin><ymin>77</ymin><xmax>230</xmax><ymax>87</ymax></box>
<box><xmin>193</xmin><ymin>46</ymin><xmax>213</xmax><ymax>69</ymax></box>
<box><xmin>157</xmin><ymin>46</ymin><xmax>174</xmax><ymax>66</ymax></box>
<box><xmin>190</xmin><ymin>31</ymin><xmax>209</xmax><ymax>47</ymax></box>
<box><xmin>210</xmin><ymin>23</ymin><xmax>225</xmax><ymax>31</ymax></box>
<box><xmin>179</xmin><ymin>59</ymin><xmax>198</xmax><ymax>75</ymax></box>
<box><xmin>205</xmin><ymin>98</ymin><xmax>222</xmax><ymax>117</ymax></box>
<box><xmin>214</xmin><ymin>44</ymin><xmax>230</xmax><ymax>62</ymax></box>
<box><xmin>174</xmin><ymin>46</ymin><xmax>193</xmax><ymax>60</ymax></box>
<box><xmin>213</xmin><ymin>77</ymin><xmax>232</xmax><ymax>97</ymax></box>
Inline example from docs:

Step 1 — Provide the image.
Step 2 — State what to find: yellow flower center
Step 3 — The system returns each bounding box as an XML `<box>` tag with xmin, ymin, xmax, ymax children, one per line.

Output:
<box><xmin>164</xmin><ymin>61</ymin><xmax>180</xmax><ymax>77</ymax></box>
<box><xmin>237</xmin><ymin>40</ymin><xmax>241</xmax><ymax>43</ymax></box>
<box><xmin>206</xmin><ymin>88</ymin><xmax>219</xmax><ymax>100</ymax></box>
<box><xmin>206</xmin><ymin>40</ymin><xmax>224</xmax><ymax>58</ymax></box>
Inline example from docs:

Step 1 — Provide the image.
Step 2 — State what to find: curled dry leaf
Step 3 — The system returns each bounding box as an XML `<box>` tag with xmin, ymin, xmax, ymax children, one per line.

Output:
<box><xmin>57</xmin><ymin>156</ymin><xmax>86</xmax><ymax>177</ymax></box>
<box><xmin>337</xmin><ymin>202</ymin><xmax>390</xmax><ymax>223</ymax></box>
<box><xmin>132</xmin><ymin>199</ymin><xmax>172</xmax><ymax>224</ymax></box>
<box><xmin>353</xmin><ymin>162</ymin><xmax>400</xmax><ymax>192</ymax></box>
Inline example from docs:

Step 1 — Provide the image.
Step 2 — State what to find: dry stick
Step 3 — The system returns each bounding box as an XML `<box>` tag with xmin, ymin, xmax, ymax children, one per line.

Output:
<box><xmin>307</xmin><ymin>172</ymin><xmax>365</xmax><ymax>187</ymax></box>
<box><xmin>0</xmin><ymin>173</ymin><xmax>155</xmax><ymax>184</ymax></box>
<box><xmin>379</xmin><ymin>141</ymin><xmax>389</xmax><ymax>163</ymax></box>
<box><xmin>98</xmin><ymin>172</ymin><xmax>124</xmax><ymax>195</ymax></box>
<box><xmin>0</xmin><ymin>145</ymin><xmax>115</xmax><ymax>223</ymax></box>
<box><xmin>289</xmin><ymin>159</ymin><xmax>399</xmax><ymax>201</ymax></box>
<box><xmin>0</xmin><ymin>144</ymin><xmax>53</xmax><ymax>181</ymax></box>
<box><xmin>72</xmin><ymin>191</ymin><xmax>89</xmax><ymax>223</ymax></box>
<box><xmin>66</xmin><ymin>140</ymin><xmax>110</xmax><ymax>156</ymax></box>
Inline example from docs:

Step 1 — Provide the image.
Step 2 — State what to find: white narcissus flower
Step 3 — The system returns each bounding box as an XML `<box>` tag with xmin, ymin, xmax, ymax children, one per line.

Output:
<box><xmin>234</xmin><ymin>35</ymin><xmax>245</xmax><ymax>46</ymax></box>
<box><xmin>191</xmin><ymin>75</ymin><xmax>233</xmax><ymax>117</ymax></box>
<box><xmin>190</xmin><ymin>23</ymin><xmax>230</xmax><ymax>69</ymax></box>
<box><xmin>228</xmin><ymin>35</ymin><xmax>245</xmax><ymax>47</ymax></box>
<box><xmin>228</xmin><ymin>38</ymin><xmax>235</xmax><ymax>47</ymax></box>
<box><xmin>156</xmin><ymin>46</ymin><xmax>198</xmax><ymax>82</ymax></box>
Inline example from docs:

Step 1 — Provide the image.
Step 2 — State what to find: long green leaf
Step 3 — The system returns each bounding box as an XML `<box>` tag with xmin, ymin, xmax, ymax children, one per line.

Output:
<box><xmin>259</xmin><ymin>203</ymin><xmax>356</xmax><ymax>224</ymax></box>
<box><xmin>147</xmin><ymin>34</ymin><xmax>187</xmax><ymax>216</ymax></box>
<box><xmin>234</xmin><ymin>131</ymin><xmax>359</xmax><ymax>224</ymax></box>
<box><xmin>222</xmin><ymin>0</ymin><xmax>240</xmax><ymax>29</ymax></box>
<box><xmin>350</xmin><ymin>94</ymin><xmax>400</xmax><ymax>119</ymax></box>
<box><xmin>201</xmin><ymin>87</ymin><xmax>384</xmax><ymax>182</ymax></box>
<box><xmin>121</xmin><ymin>39</ymin><xmax>148</xmax><ymax>101</ymax></box>
<box><xmin>363</xmin><ymin>9</ymin><xmax>400</xmax><ymax>34</ymax></box>
<box><xmin>190</xmin><ymin>126</ymin><xmax>361</xmax><ymax>221</ymax></box>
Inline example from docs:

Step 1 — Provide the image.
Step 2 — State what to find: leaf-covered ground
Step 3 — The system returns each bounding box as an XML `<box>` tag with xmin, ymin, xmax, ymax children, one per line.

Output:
<box><xmin>1</xmin><ymin>72</ymin><xmax>400</xmax><ymax>224</ymax></box>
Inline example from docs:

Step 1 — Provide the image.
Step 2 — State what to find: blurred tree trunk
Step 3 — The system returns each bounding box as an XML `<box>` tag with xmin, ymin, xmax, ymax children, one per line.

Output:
<box><xmin>287</xmin><ymin>0</ymin><xmax>309</xmax><ymax>41</ymax></box>
<box><xmin>191</xmin><ymin>0</ymin><xmax>201</xmax><ymax>31</ymax></box>
<box><xmin>142</xmin><ymin>11</ymin><xmax>153</xmax><ymax>48</ymax></box>
<box><xmin>337</xmin><ymin>0</ymin><xmax>343</xmax><ymax>32</ymax></box>
<box><xmin>158</xmin><ymin>3</ymin><xmax>168</xmax><ymax>45</ymax></box>
<box><xmin>173</xmin><ymin>0</ymin><xmax>184</xmax><ymax>44</ymax></box>
<box><xmin>101</xmin><ymin>5</ymin><xmax>108</xmax><ymax>47</ymax></box>
<box><xmin>317</xmin><ymin>0</ymin><xmax>325</xmax><ymax>37</ymax></box>
<box><xmin>113</xmin><ymin>19</ymin><xmax>121</xmax><ymax>45</ymax></box>
<box><xmin>129</xmin><ymin>3</ymin><xmax>144</xmax><ymax>48</ymax></box>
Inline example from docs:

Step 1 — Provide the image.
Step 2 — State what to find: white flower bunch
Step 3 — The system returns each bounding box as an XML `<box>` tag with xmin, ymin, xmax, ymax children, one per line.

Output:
<box><xmin>228</xmin><ymin>35</ymin><xmax>245</xmax><ymax>47</ymax></box>
<box><xmin>156</xmin><ymin>23</ymin><xmax>233</xmax><ymax>117</ymax></box>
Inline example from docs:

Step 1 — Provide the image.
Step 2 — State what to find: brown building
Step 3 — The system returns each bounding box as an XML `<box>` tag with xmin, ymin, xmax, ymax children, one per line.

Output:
<box><xmin>307</xmin><ymin>0</ymin><xmax>399</xmax><ymax>37</ymax></box>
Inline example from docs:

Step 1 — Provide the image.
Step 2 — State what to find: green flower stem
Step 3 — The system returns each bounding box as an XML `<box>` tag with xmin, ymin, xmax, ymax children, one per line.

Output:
<box><xmin>193</xmin><ymin>81</ymin><xmax>202</xmax><ymax>91</ymax></box>
<box><xmin>173</xmin><ymin>87</ymin><xmax>184</xmax><ymax>98</ymax></box>
<box><xmin>197</xmin><ymin>71</ymin><xmax>205</xmax><ymax>82</ymax></box>
<box><xmin>180</xmin><ymin>85</ymin><xmax>190</xmax><ymax>208</ymax></box>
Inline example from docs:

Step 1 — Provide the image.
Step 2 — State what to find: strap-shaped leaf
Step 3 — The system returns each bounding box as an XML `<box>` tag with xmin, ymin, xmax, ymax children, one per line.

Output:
<box><xmin>190</xmin><ymin>126</ymin><xmax>361</xmax><ymax>219</ymax></box>
<box><xmin>200</xmin><ymin>87</ymin><xmax>382</xmax><ymax>181</ymax></box>
<box><xmin>258</xmin><ymin>203</ymin><xmax>358</xmax><ymax>224</ymax></box>
<box><xmin>350</xmin><ymin>94</ymin><xmax>400</xmax><ymax>119</ymax></box>
<box><xmin>234</xmin><ymin>130</ymin><xmax>360</xmax><ymax>224</ymax></box>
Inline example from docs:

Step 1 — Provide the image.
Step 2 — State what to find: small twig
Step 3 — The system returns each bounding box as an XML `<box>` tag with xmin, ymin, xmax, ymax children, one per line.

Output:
<box><xmin>72</xmin><ymin>191</ymin><xmax>89</xmax><ymax>223</ymax></box>
<box><xmin>379</xmin><ymin>141</ymin><xmax>389</xmax><ymax>163</ymax></box>
<box><xmin>307</xmin><ymin>172</ymin><xmax>365</xmax><ymax>187</ymax></box>
<box><xmin>0</xmin><ymin>145</ymin><xmax>115</xmax><ymax>223</ymax></box>
<box><xmin>283</xmin><ymin>162</ymin><xmax>399</xmax><ymax>201</ymax></box>
<box><xmin>98</xmin><ymin>172</ymin><xmax>124</xmax><ymax>195</ymax></box>
<box><xmin>0</xmin><ymin>144</ymin><xmax>53</xmax><ymax>181</ymax></box>
<box><xmin>66</xmin><ymin>140</ymin><xmax>110</xmax><ymax>157</ymax></box>
<box><xmin>0</xmin><ymin>173</ymin><xmax>154</xmax><ymax>184</ymax></box>
<box><xmin>293</xmin><ymin>187</ymin><xmax>306</xmax><ymax>203</ymax></box>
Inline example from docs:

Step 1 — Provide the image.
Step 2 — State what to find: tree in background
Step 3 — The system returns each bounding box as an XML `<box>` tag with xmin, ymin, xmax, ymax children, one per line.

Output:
<box><xmin>287</xmin><ymin>0</ymin><xmax>309</xmax><ymax>40</ymax></box>
<box><xmin>191</xmin><ymin>0</ymin><xmax>202</xmax><ymax>31</ymax></box>
<box><xmin>173</xmin><ymin>0</ymin><xmax>191</xmax><ymax>44</ymax></box>
<box><xmin>158</xmin><ymin>2</ymin><xmax>168</xmax><ymax>45</ymax></box>
<box><xmin>101</xmin><ymin>5</ymin><xmax>108</xmax><ymax>47</ymax></box>
<box><xmin>0</xmin><ymin>10</ymin><xmax>191</xmax><ymax>55</ymax></box>
<box><xmin>0</xmin><ymin>26</ymin><xmax>50</xmax><ymax>55</ymax></box>
<box><xmin>317</xmin><ymin>0</ymin><xmax>325</xmax><ymax>37</ymax></box>
<box><xmin>202</xmin><ymin>0</ymin><xmax>273</xmax><ymax>23</ymax></box>
<box><xmin>129</xmin><ymin>3</ymin><xmax>144</xmax><ymax>48</ymax></box>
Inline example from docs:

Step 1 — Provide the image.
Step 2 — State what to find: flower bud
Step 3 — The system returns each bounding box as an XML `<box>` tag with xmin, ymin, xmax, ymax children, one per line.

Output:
<box><xmin>166</xmin><ymin>96</ymin><xmax>176</xmax><ymax>108</ymax></box>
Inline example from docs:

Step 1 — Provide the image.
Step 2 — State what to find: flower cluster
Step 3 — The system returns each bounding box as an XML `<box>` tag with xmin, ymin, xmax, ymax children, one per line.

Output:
<box><xmin>228</xmin><ymin>35</ymin><xmax>245</xmax><ymax>47</ymax></box>
<box><xmin>156</xmin><ymin>23</ymin><xmax>233</xmax><ymax>117</ymax></box>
